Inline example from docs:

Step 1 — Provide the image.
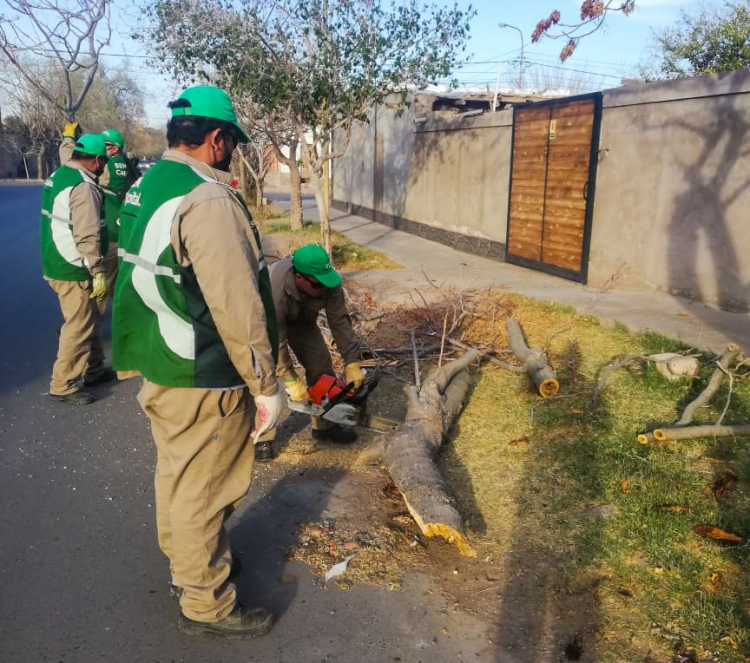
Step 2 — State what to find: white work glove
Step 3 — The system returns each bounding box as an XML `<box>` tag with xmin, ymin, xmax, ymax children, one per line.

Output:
<box><xmin>285</xmin><ymin>376</ymin><xmax>309</xmax><ymax>402</ymax></box>
<box><xmin>253</xmin><ymin>392</ymin><xmax>285</xmax><ymax>442</ymax></box>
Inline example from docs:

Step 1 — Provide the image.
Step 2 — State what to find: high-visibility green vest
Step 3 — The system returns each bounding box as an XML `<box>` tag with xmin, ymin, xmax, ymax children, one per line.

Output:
<box><xmin>111</xmin><ymin>158</ymin><xmax>278</xmax><ymax>388</ymax></box>
<box><xmin>102</xmin><ymin>154</ymin><xmax>138</xmax><ymax>243</ymax></box>
<box><xmin>40</xmin><ymin>165</ymin><xmax>107</xmax><ymax>281</ymax></box>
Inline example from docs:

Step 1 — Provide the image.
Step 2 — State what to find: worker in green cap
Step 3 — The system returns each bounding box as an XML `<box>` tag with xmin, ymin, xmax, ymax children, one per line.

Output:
<box><xmin>60</xmin><ymin>124</ymin><xmax>140</xmax><ymax>306</ymax></box>
<box><xmin>111</xmin><ymin>85</ymin><xmax>282</xmax><ymax>638</ymax></box>
<box><xmin>41</xmin><ymin>133</ymin><xmax>114</xmax><ymax>405</ymax></box>
<box><xmin>255</xmin><ymin>243</ymin><xmax>364</xmax><ymax>461</ymax></box>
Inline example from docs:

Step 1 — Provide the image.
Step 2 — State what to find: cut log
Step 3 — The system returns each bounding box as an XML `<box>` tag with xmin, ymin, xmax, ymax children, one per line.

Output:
<box><xmin>382</xmin><ymin>350</ymin><xmax>480</xmax><ymax>557</ymax></box>
<box><xmin>638</xmin><ymin>424</ymin><xmax>750</xmax><ymax>444</ymax></box>
<box><xmin>505</xmin><ymin>318</ymin><xmax>560</xmax><ymax>398</ymax></box>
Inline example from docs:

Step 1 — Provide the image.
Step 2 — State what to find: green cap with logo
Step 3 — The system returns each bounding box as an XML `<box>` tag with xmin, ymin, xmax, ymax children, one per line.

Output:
<box><xmin>293</xmin><ymin>244</ymin><xmax>342</xmax><ymax>288</ymax></box>
<box><xmin>101</xmin><ymin>128</ymin><xmax>124</xmax><ymax>150</ymax></box>
<box><xmin>169</xmin><ymin>85</ymin><xmax>249</xmax><ymax>143</ymax></box>
<box><xmin>74</xmin><ymin>133</ymin><xmax>109</xmax><ymax>158</ymax></box>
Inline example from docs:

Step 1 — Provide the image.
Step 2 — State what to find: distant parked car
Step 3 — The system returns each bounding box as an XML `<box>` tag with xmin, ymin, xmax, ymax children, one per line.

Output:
<box><xmin>139</xmin><ymin>159</ymin><xmax>157</xmax><ymax>171</ymax></box>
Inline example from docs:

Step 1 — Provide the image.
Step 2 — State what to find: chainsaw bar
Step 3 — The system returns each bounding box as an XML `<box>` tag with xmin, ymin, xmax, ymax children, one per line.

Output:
<box><xmin>286</xmin><ymin>400</ymin><xmax>400</xmax><ymax>433</ymax></box>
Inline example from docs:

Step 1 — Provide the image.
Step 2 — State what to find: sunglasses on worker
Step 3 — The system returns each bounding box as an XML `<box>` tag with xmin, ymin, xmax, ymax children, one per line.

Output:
<box><xmin>299</xmin><ymin>272</ymin><xmax>326</xmax><ymax>290</ymax></box>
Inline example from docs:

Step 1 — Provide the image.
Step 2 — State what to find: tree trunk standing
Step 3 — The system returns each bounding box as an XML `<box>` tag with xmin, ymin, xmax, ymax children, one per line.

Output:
<box><xmin>237</xmin><ymin>153</ymin><xmax>251</xmax><ymax>203</ymax></box>
<box><xmin>36</xmin><ymin>143</ymin><xmax>46</xmax><ymax>180</ymax></box>
<box><xmin>288</xmin><ymin>159</ymin><xmax>304</xmax><ymax>230</ymax></box>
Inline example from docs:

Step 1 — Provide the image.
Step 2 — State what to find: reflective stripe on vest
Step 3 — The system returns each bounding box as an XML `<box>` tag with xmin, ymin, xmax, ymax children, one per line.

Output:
<box><xmin>119</xmin><ymin>196</ymin><xmax>195</xmax><ymax>360</ymax></box>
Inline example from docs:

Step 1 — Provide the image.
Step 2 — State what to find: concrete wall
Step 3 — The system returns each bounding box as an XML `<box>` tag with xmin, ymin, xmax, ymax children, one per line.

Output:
<box><xmin>333</xmin><ymin>71</ymin><xmax>750</xmax><ymax>310</ymax></box>
<box><xmin>333</xmin><ymin>99</ymin><xmax>512</xmax><ymax>258</ymax></box>
<box><xmin>590</xmin><ymin>70</ymin><xmax>750</xmax><ymax>311</ymax></box>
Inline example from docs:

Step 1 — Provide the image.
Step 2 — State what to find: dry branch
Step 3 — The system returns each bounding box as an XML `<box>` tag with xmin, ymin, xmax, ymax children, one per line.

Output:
<box><xmin>674</xmin><ymin>344</ymin><xmax>741</xmax><ymax>426</ymax></box>
<box><xmin>638</xmin><ymin>424</ymin><xmax>750</xmax><ymax>444</ymax></box>
<box><xmin>382</xmin><ymin>350</ymin><xmax>480</xmax><ymax>557</ymax></box>
<box><xmin>506</xmin><ymin>318</ymin><xmax>560</xmax><ymax>397</ymax></box>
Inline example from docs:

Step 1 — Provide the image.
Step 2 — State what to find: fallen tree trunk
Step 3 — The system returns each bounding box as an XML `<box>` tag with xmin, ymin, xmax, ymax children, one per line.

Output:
<box><xmin>638</xmin><ymin>424</ymin><xmax>750</xmax><ymax>444</ymax></box>
<box><xmin>506</xmin><ymin>318</ymin><xmax>560</xmax><ymax>398</ymax></box>
<box><xmin>382</xmin><ymin>350</ymin><xmax>480</xmax><ymax>557</ymax></box>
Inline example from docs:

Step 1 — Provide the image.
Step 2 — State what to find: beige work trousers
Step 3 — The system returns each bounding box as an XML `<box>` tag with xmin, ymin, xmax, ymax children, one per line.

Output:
<box><xmin>96</xmin><ymin>242</ymin><xmax>119</xmax><ymax>315</ymax></box>
<box><xmin>259</xmin><ymin>320</ymin><xmax>334</xmax><ymax>442</ymax></box>
<box><xmin>46</xmin><ymin>278</ymin><xmax>105</xmax><ymax>395</ymax></box>
<box><xmin>138</xmin><ymin>381</ymin><xmax>256</xmax><ymax>622</ymax></box>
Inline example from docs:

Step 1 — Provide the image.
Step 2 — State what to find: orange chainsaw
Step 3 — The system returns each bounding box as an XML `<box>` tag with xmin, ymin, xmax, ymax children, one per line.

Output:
<box><xmin>286</xmin><ymin>370</ymin><xmax>399</xmax><ymax>433</ymax></box>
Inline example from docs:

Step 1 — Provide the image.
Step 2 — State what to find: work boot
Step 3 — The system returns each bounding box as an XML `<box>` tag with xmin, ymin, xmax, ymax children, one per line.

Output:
<box><xmin>170</xmin><ymin>556</ymin><xmax>242</xmax><ymax>599</ymax></box>
<box><xmin>83</xmin><ymin>367</ymin><xmax>117</xmax><ymax>387</ymax></box>
<box><xmin>179</xmin><ymin>604</ymin><xmax>273</xmax><ymax>639</ymax></box>
<box><xmin>48</xmin><ymin>389</ymin><xmax>95</xmax><ymax>405</ymax></box>
<box><xmin>311</xmin><ymin>424</ymin><xmax>357</xmax><ymax>444</ymax></box>
<box><xmin>254</xmin><ymin>441</ymin><xmax>276</xmax><ymax>462</ymax></box>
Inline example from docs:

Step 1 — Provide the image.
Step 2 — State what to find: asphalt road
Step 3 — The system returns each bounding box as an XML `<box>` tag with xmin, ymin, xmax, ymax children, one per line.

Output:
<box><xmin>0</xmin><ymin>183</ymin><xmax>491</xmax><ymax>663</ymax></box>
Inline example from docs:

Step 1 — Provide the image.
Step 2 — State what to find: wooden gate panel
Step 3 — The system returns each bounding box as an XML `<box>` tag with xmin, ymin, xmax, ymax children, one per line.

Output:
<box><xmin>507</xmin><ymin>106</ymin><xmax>549</xmax><ymax>261</ymax></box>
<box><xmin>506</xmin><ymin>94</ymin><xmax>600</xmax><ymax>281</ymax></box>
<box><xmin>542</xmin><ymin>100</ymin><xmax>595</xmax><ymax>271</ymax></box>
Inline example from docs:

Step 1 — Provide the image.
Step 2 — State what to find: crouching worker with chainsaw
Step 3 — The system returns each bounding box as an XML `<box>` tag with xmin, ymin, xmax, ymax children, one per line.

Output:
<box><xmin>255</xmin><ymin>243</ymin><xmax>364</xmax><ymax>461</ymax></box>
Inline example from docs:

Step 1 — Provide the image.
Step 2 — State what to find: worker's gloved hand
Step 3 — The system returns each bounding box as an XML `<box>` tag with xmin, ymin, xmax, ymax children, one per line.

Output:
<box><xmin>345</xmin><ymin>362</ymin><xmax>365</xmax><ymax>389</ymax></box>
<box><xmin>63</xmin><ymin>121</ymin><xmax>81</xmax><ymax>139</ymax></box>
<box><xmin>89</xmin><ymin>272</ymin><xmax>107</xmax><ymax>301</ymax></box>
<box><xmin>285</xmin><ymin>377</ymin><xmax>309</xmax><ymax>402</ymax></box>
<box><xmin>253</xmin><ymin>392</ymin><xmax>285</xmax><ymax>439</ymax></box>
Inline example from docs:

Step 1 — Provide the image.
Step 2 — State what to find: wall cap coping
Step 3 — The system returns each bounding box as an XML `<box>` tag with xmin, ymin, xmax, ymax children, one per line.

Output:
<box><xmin>603</xmin><ymin>68</ymin><xmax>750</xmax><ymax>108</ymax></box>
<box><xmin>414</xmin><ymin>108</ymin><xmax>512</xmax><ymax>133</ymax></box>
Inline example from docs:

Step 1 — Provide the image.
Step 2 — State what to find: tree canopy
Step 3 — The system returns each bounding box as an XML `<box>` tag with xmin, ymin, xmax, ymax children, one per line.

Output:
<box><xmin>645</xmin><ymin>0</ymin><xmax>750</xmax><ymax>79</ymax></box>
<box><xmin>142</xmin><ymin>0</ymin><xmax>475</xmax><ymax>251</ymax></box>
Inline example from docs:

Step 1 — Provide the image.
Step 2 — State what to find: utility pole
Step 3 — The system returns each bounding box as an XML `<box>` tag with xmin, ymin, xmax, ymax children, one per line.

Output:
<box><xmin>499</xmin><ymin>23</ymin><xmax>525</xmax><ymax>90</ymax></box>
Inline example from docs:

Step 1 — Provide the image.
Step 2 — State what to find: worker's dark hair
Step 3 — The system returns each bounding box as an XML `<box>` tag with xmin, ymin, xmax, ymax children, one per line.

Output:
<box><xmin>166</xmin><ymin>114</ymin><xmax>238</xmax><ymax>149</ymax></box>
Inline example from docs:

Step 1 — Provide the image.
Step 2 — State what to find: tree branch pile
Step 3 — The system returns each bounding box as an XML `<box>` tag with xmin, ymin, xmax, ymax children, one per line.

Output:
<box><xmin>638</xmin><ymin>344</ymin><xmax>750</xmax><ymax>444</ymax></box>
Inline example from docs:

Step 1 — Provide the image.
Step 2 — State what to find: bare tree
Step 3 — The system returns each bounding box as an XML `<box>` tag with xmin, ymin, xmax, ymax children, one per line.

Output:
<box><xmin>0</xmin><ymin>0</ymin><xmax>112</xmax><ymax>119</ymax></box>
<box><xmin>1</xmin><ymin>60</ymin><xmax>64</xmax><ymax>177</ymax></box>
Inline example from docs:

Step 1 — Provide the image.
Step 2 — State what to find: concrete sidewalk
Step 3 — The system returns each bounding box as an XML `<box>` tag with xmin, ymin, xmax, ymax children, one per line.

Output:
<box><xmin>263</xmin><ymin>189</ymin><xmax>748</xmax><ymax>353</ymax></box>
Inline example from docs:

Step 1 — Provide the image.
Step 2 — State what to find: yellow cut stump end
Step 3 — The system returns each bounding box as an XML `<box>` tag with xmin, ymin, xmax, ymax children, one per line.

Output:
<box><xmin>539</xmin><ymin>378</ymin><xmax>560</xmax><ymax>399</ymax></box>
<box><xmin>424</xmin><ymin>523</ymin><xmax>476</xmax><ymax>557</ymax></box>
<box><xmin>653</xmin><ymin>429</ymin><xmax>668</xmax><ymax>441</ymax></box>
<box><xmin>637</xmin><ymin>434</ymin><xmax>650</xmax><ymax>445</ymax></box>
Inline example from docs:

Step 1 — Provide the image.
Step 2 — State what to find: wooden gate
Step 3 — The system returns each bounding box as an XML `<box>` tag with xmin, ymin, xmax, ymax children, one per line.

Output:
<box><xmin>505</xmin><ymin>93</ymin><xmax>601</xmax><ymax>282</ymax></box>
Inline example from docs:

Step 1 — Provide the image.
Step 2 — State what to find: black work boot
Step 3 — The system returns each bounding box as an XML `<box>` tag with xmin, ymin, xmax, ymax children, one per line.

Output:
<box><xmin>311</xmin><ymin>424</ymin><xmax>357</xmax><ymax>444</ymax></box>
<box><xmin>179</xmin><ymin>603</ymin><xmax>273</xmax><ymax>639</ymax></box>
<box><xmin>254</xmin><ymin>441</ymin><xmax>276</xmax><ymax>462</ymax></box>
<box><xmin>83</xmin><ymin>367</ymin><xmax>117</xmax><ymax>387</ymax></box>
<box><xmin>170</xmin><ymin>555</ymin><xmax>242</xmax><ymax>599</ymax></box>
<box><xmin>48</xmin><ymin>389</ymin><xmax>95</xmax><ymax>405</ymax></box>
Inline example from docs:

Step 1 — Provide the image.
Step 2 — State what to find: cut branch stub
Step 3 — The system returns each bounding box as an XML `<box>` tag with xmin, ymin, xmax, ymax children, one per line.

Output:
<box><xmin>506</xmin><ymin>318</ymin><xmax>560</xmax><ymax>398</ymax></box>
<box><xmin>639</xmin><ymin>424</ymin><xmax>750</xmax><ymax>443</ymax></box>
<box><xmin>382</xmin><ymin>350</ymin><xmax>479</xmax><ymax>557</ymax></box>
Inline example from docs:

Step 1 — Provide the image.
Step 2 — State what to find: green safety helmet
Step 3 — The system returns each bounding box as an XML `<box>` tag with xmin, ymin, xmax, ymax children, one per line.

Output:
<box><xmin>73</xmin><ymin>133</ymin><xmax>109</xmax><ymax>158</ymax></box>
<box><xmin>292</xmin><ymin>244</ymin><xmax>342</xmax><ymax>288</ymax></box>
<box><xmin>169</xmin><ymin>85</ymin><xmax>250</xmax><ymax>143</ymax></box>
<box><xmin>101</xmin><ymin>128</ymin><xmax>124</xmax><ymax>150</ymax></box>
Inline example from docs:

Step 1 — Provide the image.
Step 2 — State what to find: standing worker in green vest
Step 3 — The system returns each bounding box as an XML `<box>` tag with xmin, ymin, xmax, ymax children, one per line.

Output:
<box><xmin>61</xmin><ymin>123</ymin><xmax>140</xmax><ymax>303</ymax></box>
<box><xmin>111</xmin><ymin>85</ymin><xmax>283</xmax><ymax>638</ymax></box>
<box><xmin>41</xmin><ymin>133</ymin><xmax>114</xmax><ymax>405</ymax></box>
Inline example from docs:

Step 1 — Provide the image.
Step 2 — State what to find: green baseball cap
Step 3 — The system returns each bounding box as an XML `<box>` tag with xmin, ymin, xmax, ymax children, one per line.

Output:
<box><xmin>170</xmin><ymin>85</ymin><xmax>249</xmax><ymax>143</ymax></box>
<box><xmin>74</xmin><ymin>133</ymin><xmax>108</xmax><ymax>158</ymax></box>
<box><xmin>293</xmin><ymin>244</ymin><xmax>342</xmax><ymax>288</ymax></box>
<box><xmin>101</xmin><ymin>128</ymin><xmax>124</xmax><ymax>150</ymax></box>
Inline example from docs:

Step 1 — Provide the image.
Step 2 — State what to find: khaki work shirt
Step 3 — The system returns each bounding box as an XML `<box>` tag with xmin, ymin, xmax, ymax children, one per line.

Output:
<box><xmin>162</xmin><ymin>149</ymin><xmax>278</xmax><ymax>398</ymax></box>
<box><xmin>270</xmin><ymin>256</ymin><xmax>360</xmax><ymax>382</ymax></box>
<box><xmin>65</xmin><ymin>161</ymin><xmax>105</xmax><ymax>275</ymax></box>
